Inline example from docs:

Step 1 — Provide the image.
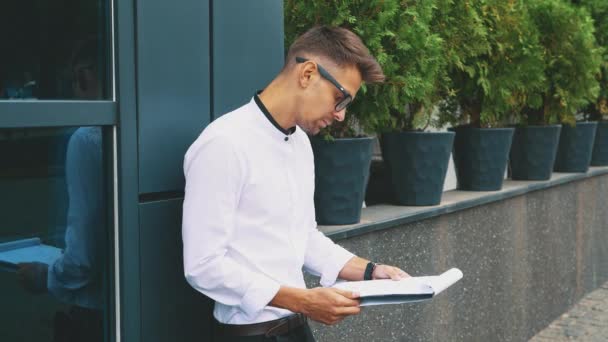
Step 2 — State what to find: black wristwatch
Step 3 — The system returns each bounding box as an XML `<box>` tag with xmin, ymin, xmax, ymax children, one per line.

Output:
<box><xmin>364</xmin><ymin>261</ymin><xmax>379</xmax><ymax>281</ymax></box>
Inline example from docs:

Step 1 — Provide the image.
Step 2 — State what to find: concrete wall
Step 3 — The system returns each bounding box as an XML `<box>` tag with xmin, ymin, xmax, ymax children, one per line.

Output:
<box><xmin>309</xmin><ymin>173</ymin><xmax>608</xmax><ymax>341</ymax></box>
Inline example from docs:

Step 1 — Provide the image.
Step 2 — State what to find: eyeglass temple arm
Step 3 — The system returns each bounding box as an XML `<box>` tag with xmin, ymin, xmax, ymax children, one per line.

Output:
<box><xmin>295</xmin><ymin>56</ymin><xmax>347</xmax><ymax>93</ymax></box>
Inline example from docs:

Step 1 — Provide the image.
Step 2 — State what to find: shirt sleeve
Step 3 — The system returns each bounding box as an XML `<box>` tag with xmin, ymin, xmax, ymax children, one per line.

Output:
<box><xmin>182</xmin><ymin>134</ymin><xmax>281</xmax><ymax>320</ymax></box>
<box><xmin>48</xmin><ymin>128</ymin><xmax>105</xmax><ymax>305</ymax></box>
<box><xmin>302</xmin><ymin>192</ymin><xmax>355</xmax><ymax>287</ymax></box>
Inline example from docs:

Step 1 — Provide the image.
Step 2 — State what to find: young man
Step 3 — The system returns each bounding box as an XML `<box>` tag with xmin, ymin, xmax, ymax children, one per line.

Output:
<box><xmin>17</xmin><ymin>37</ymin><xmax>106</xmax><ymax>342</ymax></box>
<box><xmin>182</xmin><ymin>26</ymin><xmax>409</xmax><ymax>342</ymax></box>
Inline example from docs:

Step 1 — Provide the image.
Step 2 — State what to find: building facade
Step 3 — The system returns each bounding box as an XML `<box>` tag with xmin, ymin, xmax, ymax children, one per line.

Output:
<box><xmin>0</xmin><ymin>1</ymin><xmax>284</xmax><ymax>341</ymax></box>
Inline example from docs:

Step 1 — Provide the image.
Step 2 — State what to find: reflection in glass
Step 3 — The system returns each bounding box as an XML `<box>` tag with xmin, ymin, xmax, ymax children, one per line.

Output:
<box><xmin>0</xmin><ymin>0</ymin><xmax>111</xmax><ymax>100</ymax></box>
<box><xmin>0</xmin><ymin>126</ymin><xmax>111</xmax><ymax>342</ymax></box>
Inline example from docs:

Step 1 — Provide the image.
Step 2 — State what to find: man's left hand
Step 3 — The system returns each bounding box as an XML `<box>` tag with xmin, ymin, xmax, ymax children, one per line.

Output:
<box><xmin>372</xmin><ymin>264</ymin><xmax>410</xmax><ymax>280</ymax></box>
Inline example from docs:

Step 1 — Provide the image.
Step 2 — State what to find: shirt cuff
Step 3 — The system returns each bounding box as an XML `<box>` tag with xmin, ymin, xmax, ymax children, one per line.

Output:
<box><xmin>319</xmin><ymin>247</ymin><xmax>355</xmax><ymax>287</ymax></box>
<box><xmin>240</xmin><ymin>273</ymin><xmax>282</xmax><ymax>320</ymax></box>
<box><xmin>47</xmin><ymin>263</ymin><xmax>70</xmax><ymax>304</ymax></box>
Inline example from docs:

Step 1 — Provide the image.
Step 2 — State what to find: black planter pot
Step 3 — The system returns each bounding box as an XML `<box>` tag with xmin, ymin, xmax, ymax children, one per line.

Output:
<box><xmin>380</xmin><ymin>131</ymin><xmax>454</xmax><ymax>205</ymax></box>
<box><xmin>509</xmin><ymin>125</ymin><xmax>561</xmax><ymax>180</ymax></box>
<box><xmin>591</xmin><ymin>121</ymin><xmax>608</xmax><ymax>166</ymax></box>
<box><xmin>450</xmin><ymin>126</ymin><xmax>514</xmax><ymax>191</ymax></box>
<box><xmin>365</xmin><ymin>159</ymin><xmax>393</xmax><ymax>206</ymax></box>
<box><xmin>310</xmin><ymin>136</ymin><xmax>373</xmax><ymax>225</ymax></box>
<box><xmin>554</xmin><ymin>122</ymin><xmax>598</xmax><ymax>172</ymax></box>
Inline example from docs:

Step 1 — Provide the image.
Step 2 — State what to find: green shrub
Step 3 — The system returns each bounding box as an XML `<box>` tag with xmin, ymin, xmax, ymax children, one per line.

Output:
<box><xmin>524</xmin><ymin>0</ymin><xmax>603</xmax><ymax>125</ymax></box>
<box><xmin>575</xmin><ymin>0</ymin><xmax>608</xmax><ymax>121</ymax></box>
<box><xmin>285</xmin><ymin>0</ymin><xmax>603</xmax><ymax>130</ymax></box>
<box><xmin>437</xmin><ymin>0</ymin><xmax>546</xmax><ymax>128</ymax></box>
<box><xmin>361</xmin><ymin>1</ymin><xmax>445</xmax><ymax>133</ymax></box>
<box><xmin>284</xmin><ymin>0</ymin><xmax>446</xmax><ymax>137</ymax></box>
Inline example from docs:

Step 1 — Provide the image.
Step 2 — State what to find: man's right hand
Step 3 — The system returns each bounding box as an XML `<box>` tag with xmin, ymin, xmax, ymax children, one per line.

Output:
<box><xmin>300</xmin><ymin>287</ymin><xmax>361</xmax><ymax>325</ymax></box>
<box><xmin>270</xmin><ymin>286</ymin><xmax>361</xmax><ymax>325</ymax></box>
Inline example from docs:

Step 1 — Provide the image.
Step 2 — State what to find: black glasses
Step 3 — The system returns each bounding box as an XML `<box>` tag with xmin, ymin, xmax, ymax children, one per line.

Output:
<box><xmin>295</xmin><ymin>56</ymin><xmax>353</xmax><ymax>111</ymax></box>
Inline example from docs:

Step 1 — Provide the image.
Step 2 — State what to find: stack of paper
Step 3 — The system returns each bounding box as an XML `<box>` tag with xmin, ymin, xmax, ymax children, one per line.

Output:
<box><xmin>0</xmin><ymin>237</ymin><xmax>63</xmax><ymax>272</ymax></box>
<box><xmin>333</xmin><ymin>268</ymin><xmax>463</xmax><ymax>306</ymax></box>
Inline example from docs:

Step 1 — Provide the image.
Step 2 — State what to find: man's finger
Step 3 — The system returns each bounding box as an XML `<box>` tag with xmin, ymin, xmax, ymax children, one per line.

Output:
<box><xmin>335</xmin><ymin>305</ymin><xmax>362</xmax><ymax>316</ymax></box>
<box><xmin>332</xmin><ymin>288</ymin><xmax>360</xmax><ymax>299</ymax></box>
<box><xmin>390</xmin><ymin>268</ymin><xmax>407</xmax><ymax>280</ymax></box>
<box><xmin>381</xmin><ymin>266</ymin><xmax>410</xmax><ymax>280</ymax></box>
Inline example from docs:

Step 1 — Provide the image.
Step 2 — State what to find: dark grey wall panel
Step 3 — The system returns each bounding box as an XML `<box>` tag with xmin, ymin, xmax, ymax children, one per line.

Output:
<box><xmin>212</xmin><ymin>0</ymin><xmax>284</xmax><ymax>118</ymax></box>
<box><xmin>137</xmin><ymin>0</ymin><xmax>211</xmax><ymax>194</ymax></box>
<box><xmin>139</xmin><ymin>199</ymin><xmax>214</xmax><ymax>342</ymax></box>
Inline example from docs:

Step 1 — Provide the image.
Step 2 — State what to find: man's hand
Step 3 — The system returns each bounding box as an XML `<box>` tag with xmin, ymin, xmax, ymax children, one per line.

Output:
<box><xmin>372</xmin><ymin>264</ymin><xmax>410</xmax><ymax>280</ymax></box>
<box><xmin>299</xmin><ymin>287</ymin><xmax>361</xmax><ymax>325</ymax></box>
<box><xmin>270</xmin><ymin>286</ymin><xmax>361</xmax><ymax>325</ymax></box>
<box><xmin>16</xmin><ymin>262</ymin><xmax>48</xmax><ymax>294</ymax></box>
<box><xmin>338</xmin><ymin>256</ymin><xmax>410</xmax><ymax>281</ymax></box>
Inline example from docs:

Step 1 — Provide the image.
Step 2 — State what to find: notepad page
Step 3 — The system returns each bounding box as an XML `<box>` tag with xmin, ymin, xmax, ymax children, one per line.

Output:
<box><xmin>0</xmin><ymin>244</ymin><xmax>63</xmax><ymax>266</ymax></box>
<box><xmin>415</xmin><ymin>268</ymin><xmax>464</xmax><ymax>295</ymax></box>
<box><xmin>333</xmin><ymin>277</ymin><xmax>433</xmax><ymax>297</ymax></box>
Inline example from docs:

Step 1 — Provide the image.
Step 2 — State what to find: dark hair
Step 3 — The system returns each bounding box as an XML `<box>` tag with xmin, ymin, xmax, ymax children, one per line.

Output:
<box><xmin>285</xmin><ymin>26</ymin><xmax>385</xmax><ymax>83</ymax></box>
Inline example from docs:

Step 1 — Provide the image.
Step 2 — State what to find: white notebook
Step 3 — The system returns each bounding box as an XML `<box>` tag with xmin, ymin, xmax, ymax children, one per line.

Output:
<box><xmin>0</xmin><ymin>237</ymin><xmax>63</xmax><ymax>272</ymax></box>
<box><xmin>333</xmin><ymin>268</ymin><xmax>463</xmax><ymax>306</ymax></box>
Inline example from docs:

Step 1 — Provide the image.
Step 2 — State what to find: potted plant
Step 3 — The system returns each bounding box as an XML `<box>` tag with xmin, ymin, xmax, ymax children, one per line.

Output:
<box><xmin>576</xmin><ymin>0</ymin><xmax>608</xmax><ymax>166</ymax></box>
<box><xmin>507</xmin><ymin>1</ymin><xmax>561</xmax><ymax>181</ymax></box>
<box><xmin>437</xmin><ymin>0</ymin><xmax>544</xmax><ymax>190</ymax></box>
<box><xmin>284</xmin><ymin>0</ymin><xmax>399</xmax><ymax>224</ymax></box>
<box><xmin>353</xmin><ymin>0</ymin><xmax>454</xmax><ymax>207</ymax></box>
<box><xmin>526</xmin><ymin>0</ymin><xmax>603</xmax><ymax>174</ymax></box>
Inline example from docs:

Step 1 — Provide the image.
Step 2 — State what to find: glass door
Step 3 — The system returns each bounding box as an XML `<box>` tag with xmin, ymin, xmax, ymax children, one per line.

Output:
<box><xmin>0</xmin><ymin>1</ymin><xmax>118</xmax><ymax>341</ymax></box>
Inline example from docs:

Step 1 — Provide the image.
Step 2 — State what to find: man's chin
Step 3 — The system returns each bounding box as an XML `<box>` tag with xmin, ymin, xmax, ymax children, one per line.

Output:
<box><xmin>302</xmin><ymin>126</ymin><xmax>321</xmax><ymax>135</ymax></box>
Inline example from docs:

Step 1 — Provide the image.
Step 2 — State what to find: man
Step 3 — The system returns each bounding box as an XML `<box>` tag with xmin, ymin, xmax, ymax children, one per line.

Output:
<box><xmin>182</xmin><ymin>26</ymin><xmax>409</xmax><ymax>342</ymax></box>
<box><xmin>17</xmin><ymin>37</ymin><xmax>106</xmax><ymax>342</ymax></box>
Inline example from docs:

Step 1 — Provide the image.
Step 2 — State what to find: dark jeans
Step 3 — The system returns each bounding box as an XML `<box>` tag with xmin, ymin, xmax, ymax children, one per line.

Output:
<box><xmin>212</xmin><ymin>322</ymin><xmax>316</xmax><ymax>342</ymax></box>
<box><xmin>53</xmin><ymin>306</ymin><xmax>104</xmax><ymax>342</ymax></box>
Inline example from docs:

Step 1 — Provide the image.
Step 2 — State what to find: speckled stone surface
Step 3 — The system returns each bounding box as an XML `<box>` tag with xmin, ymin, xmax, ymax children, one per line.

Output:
<box><xmin>591</xmin><ymin>122</ymin><xmax>608</xmax><ymax>166</ymax></box>
<box><xmin>451</xmin><ymin>127</ymin><xmax>514</xmax><ymax>191</ymax></box>
<box><xmin>510</xmin><ymin>125</ymin><xmax>561</xmax><ymax>180</ymax></box>
<box><xmin>380</xmin><ymin>132</ymin><xmax>454</xmax><ymax>206</ymax></box>
<box><xmin>308</xmin><ymin>173</ymin><xmax>608</xmax><ymax>342</ymax></box>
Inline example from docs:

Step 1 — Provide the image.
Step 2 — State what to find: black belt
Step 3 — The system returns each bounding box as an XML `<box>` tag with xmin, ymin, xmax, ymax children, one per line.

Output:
<box><xmin>216</xmin><ymin>313</ymin><xmax>308</xmax><ymax>337</ymax></box>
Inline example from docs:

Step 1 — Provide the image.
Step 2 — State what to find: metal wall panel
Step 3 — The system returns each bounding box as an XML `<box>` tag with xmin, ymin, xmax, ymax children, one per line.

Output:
<box><xmin>139</xmin><ymin>199</ymin><xmax>214</xmax><ymax>342</ymax></box>
<box><xmin>135</xmin><ymin>2</ymin><xmax>284</xmax><ymax>339</ymax></box>
<box><xmin>136</xmin><ymin>0</ymin><xmax>211</xmax><ymax>194</ymax></box>
<box><xmin>212</xmin><ymin>0</ymin><xmax>284</xmax><ymax>118</ymax></box>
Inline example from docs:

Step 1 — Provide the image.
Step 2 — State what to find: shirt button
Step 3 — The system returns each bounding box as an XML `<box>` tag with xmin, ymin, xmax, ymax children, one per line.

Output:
<box><xmin>284</xmin><ymin>136</ymin><xmax>289</xmax><ymax>141</ymax></box>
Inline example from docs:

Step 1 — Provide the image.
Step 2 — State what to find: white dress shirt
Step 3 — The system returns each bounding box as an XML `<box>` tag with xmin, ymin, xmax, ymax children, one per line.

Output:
<box><xmin>182</xmin><ymin>95</ymin><xmax>355</xmax><ymax>324</ymax></box>
<box><xmin>47</xmin><ymin>127</ymin><xmax>105</xmax><ymax>310</ymax></box>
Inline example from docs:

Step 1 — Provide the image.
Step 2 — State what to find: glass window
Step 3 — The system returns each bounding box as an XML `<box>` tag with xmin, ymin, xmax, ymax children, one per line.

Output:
<box><xmin>0</xmin><ymin>0</ymin><xmax>112</xmax><ymax>100</ymax></box>
<box><xmin>0</xmin><ymin>126</ymin><xmax>113</xmax><ymax>342</ymax></box>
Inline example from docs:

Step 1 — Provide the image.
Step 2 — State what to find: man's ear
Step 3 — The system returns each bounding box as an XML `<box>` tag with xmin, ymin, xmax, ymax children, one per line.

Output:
<box><xmin>298</xmin><ymin>62</ymin><xmax>317</xmax><ymax>88</ymax></box>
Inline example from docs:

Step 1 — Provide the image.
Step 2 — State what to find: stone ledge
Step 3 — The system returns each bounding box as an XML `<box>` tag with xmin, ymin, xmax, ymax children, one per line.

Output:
<box><xmin>319</xmin><ymin>166</ymin><xmax>608</xmax><ymax>241</ymax></box>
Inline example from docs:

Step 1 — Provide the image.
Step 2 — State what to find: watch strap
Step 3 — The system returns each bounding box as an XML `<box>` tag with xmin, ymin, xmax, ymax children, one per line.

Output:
<box><xmin>364</xmin><ymin>261</ymin><xmax>376</xmax><ymax>281</ymax></box>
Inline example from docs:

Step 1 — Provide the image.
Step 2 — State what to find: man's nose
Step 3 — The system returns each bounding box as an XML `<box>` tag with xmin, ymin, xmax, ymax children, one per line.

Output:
<box><xmin>333</xmin><ymin>108</ymin><xmax>346</xmax><ymax>122</ymax></box>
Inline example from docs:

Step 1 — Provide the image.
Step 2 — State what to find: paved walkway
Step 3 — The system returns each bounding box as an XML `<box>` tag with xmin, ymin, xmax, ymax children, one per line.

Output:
<box><xmin>530</xmin><ymin>281</ymin><xmax>608</xmax><ymax>341</ymax></box>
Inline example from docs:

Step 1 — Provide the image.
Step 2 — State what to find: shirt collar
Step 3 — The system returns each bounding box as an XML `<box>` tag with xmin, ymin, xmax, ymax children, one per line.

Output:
<box><xmin>253</xmin><ymin>91</ymin><xmax>297</xmax><ymax>139</ymax></box>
